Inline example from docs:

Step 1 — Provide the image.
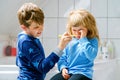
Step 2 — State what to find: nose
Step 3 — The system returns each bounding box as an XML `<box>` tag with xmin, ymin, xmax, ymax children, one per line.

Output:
<box><xmin>75</xmin><ymin>31</ymin><xmax>81</xmax><ymax>35</ymax></box>
<box><xmin>39</xmin><ymin>25</ymin><xmax>44</xmax><ymax>31</ymax></box>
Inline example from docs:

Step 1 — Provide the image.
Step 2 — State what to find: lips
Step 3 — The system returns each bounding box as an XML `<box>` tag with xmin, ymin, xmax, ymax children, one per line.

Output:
<box><xmin>38</xmin><ymin>32</ymin><xmax>41</xmax><ymax>34</ymax></box>
<box><xmin>76</xmin><ymin>35</ymin><xmax>81</xmax><ymax>39</ymax></box>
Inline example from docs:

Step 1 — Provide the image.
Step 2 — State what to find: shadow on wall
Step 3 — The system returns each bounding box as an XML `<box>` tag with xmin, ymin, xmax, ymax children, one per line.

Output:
<box><xmin>3</xmin><ymin>45</ymin><xmax>16</xmax><ymax>56</ymax></box>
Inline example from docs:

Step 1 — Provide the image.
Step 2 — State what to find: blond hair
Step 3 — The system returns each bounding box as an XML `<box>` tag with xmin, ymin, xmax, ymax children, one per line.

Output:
<box><xmin>17</xmin><ymin>3</ymin><xmax>44</xmax><ymax>27</ymax></box>
<box><xmin>67</xmin><ymin>9</ymin><xmax>100</xmax><ymax>41</ymax></box>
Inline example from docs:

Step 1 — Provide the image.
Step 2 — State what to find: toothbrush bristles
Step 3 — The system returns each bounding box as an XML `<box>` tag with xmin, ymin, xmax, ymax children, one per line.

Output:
<box><xmin>58</xmin><ymin>35</ymin><xmax>75</xmax><ymax>38</ymax></box>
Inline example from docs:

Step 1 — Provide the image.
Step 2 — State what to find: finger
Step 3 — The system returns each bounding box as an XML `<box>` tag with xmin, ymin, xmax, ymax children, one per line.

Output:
<box><xmin>80</xmin><ymin>29</ymin><xmax>86</xmax><ymax>38</ymax></box>
<box><xmin>64</xmin><ymin>74</ymin><xmax>70</xmax><ymax>79</ymax></box>
<box><xmin>63</xmin><ymin>37</ymin><xmax>72</xmax><ymax>42</ymax></box>
<box><xmin>59</xmin><ymin>32</ymin><xmax>71</xmax><ymax>38</ymax></box>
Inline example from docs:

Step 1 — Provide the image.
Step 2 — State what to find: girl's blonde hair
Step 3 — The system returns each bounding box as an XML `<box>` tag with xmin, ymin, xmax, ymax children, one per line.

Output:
<box><xmin>67</xmin><ymin>9</ymin><xmax>100</xmax><ymax>41</ymax></box>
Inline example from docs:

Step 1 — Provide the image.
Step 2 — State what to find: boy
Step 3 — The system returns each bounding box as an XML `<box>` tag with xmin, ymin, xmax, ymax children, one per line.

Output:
<box><xmin>16</xmin><ymin>3</ymin><xmax>71</xmax><ymax>80</ymax></box>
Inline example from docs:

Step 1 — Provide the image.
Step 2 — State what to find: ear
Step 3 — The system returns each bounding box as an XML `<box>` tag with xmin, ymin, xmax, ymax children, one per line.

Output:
<box><xmin>21</xmin><ymin>25</ymin><xmax>27</xmax><ymax>31</ymax></box>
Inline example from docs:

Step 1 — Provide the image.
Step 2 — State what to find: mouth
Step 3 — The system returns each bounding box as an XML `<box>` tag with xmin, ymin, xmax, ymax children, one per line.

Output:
<box><xmin>76</xmin><ymin>35</ymin><xmax>81</xmax><ymax>39</ymax></box>
<box><xmin>37</xmin><ymin>32</ymin><xmax>42</xmax><ymax>35</ymax></box>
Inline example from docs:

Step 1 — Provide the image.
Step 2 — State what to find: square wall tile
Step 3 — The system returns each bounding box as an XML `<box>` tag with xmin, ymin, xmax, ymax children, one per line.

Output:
<box><xmin>112</xmin><ymin>39</ymin><xmax>120</xmax><ymax>59</ymax></box>
<box><xmin>108</xmin><ymin>0</ymin><xmax>120</xmax><ymax>17</ymax></box>
<box><xmin>0</xmin><ymin>41</ymin><xmax>8</xmax><ymax>57</ymax></box>
<box><xmin>99</xmin><ymin>39</ymin><xmax>120</xmax><ymax>60</ymax></box>
<box><xmin>58</xmin><ymin>18</ymin><xmax>67</xmax><ymax>35</ymax></box>
<box><xmin>108</xmin><ymin>18</ymin><xmax>120</xmax><ymax>38</ymax></box>
<box><xmin>75</xmin><ymin>0</ymin><xmax>90</xmax><ymax>11</ymax></box>
<box><xmin>59</xmin><ymin>0</ymin><xmax>74</xmax><ymax>17</ymax></box>
<box><xmin>91</xmin><ymin>0</ymin><xmax>107</xmax><ymax>17</ymax></box>
<box><xmin>96</xmin><ymin>18</ymin><xmax>107</xmax><ymax>39</ymax></box>
<box><xmin>42</xmin><ymin>38</ymin><xmax>57</xmax><ymax>57</ymax></box>
<box><xmin>43</xmin><ymin>18</ymin><xmax>58</xmax><ymax>38</ymax></box>
<box><xmin>39</xmin><ymin>0</ymin><xmax>58</xmax><ymax>17</ymax></box>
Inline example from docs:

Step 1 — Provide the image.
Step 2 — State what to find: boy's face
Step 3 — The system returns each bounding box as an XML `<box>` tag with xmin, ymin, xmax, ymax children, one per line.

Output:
<box><xmin>25</xmin><ymin>22</ymin><xmax>44</xmax><ymax>38</ymax></box>
<box><xmin>71</xmin><ymin>25</ymin><xmax>87</xmax><ymax>39</ymax></box>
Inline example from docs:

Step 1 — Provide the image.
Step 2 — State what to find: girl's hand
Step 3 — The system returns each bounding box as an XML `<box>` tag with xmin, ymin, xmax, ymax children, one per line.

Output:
<box><xmin>62</xmin><ymin>68</ymin><xmax>70</xmax><ymax>79</ymax></box>
<box><xmin>80</xmin><ymin>28</ymin><xmax>87</xmax><ymax>38</ymax></box>
<box><xmin>58</xmin><ymin>32</ymin><xmax>72</xmax><ymax>50</ymax></box>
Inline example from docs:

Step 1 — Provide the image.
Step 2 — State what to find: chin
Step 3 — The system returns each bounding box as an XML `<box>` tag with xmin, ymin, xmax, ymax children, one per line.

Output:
<box><xmin>76</xmin><ymin>36</ymin><xmax>80</xmax><ymax>39</ymax></box>
<box><xmin>77</xmin><ymin>38</ymin><xmax>80</xmax><ymax>39</ymax></box>
<box><xmin>36</xmin><ymin>35</ymin><xmax>40</xmax><ymax>37</ymax></box>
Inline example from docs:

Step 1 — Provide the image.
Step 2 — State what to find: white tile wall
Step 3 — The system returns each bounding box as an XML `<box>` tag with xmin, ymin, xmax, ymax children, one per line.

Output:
<box><xmin>0</xmin><ymin>0</ymin><xmax>120</xmax><ymax>80</ymax></box>
<box><xmin>58</xmin><ymin>18</ymin><xmax>67</xmax><ymax>34</ymax></box>
<box><xmin>42</xmin><ymin>38</ymin><xmax>58</xmax><ymax>57</ymax></box>
<box><xmin>41</xmin><ymin>0</ymin><xmax>120</xmax><ymax>80</ymax></box>
<box><xmin>96</xmin><ymin>18</ymin><xmax>108</xmax><ymax>38</ymax></box>
<box><xmin>117</xmin><ymin>59</ymin><xmax>120</xmax><ymax>79</ymax></box>
<box><xmin>112</xmin><ymin>40</ymin><xmax>120</xmax><ymax>59</ymax></box>
<box><xmin>0</xmin><ymin>35</ymin><xmax>9</xmax><ymax>57</ymax></box>
<box><xmin>108</xmin><ymin>18</ymin><xmax>120</xmax><ymax>38</ymax></box>
<box><xmin>75</xmin><ymin>0</ymin><xmax>91</xmax><ymax>11</ymax></box>
<box><xmin>40</xmin><ymin>0</ymin><xmax>58</xmax><ymax>17</ymax></box>
<box><xmin>43</xmin><ymin>18</ymin><xmax>58</xmax><ymax>38</ymax></box>
<box><xmin>59</xmin><ymin>0</ymin><xmax>74</xmax><ymax>17</ymax></box>
<box><xmin>91</xmin><ymin>0</ymin><xmax>107</xmax><ymax>17</ymax></box>
<box><xmin>108</xmin><ymin>0</ymin><xmax>120</xmax><ymax>17</ymax></box>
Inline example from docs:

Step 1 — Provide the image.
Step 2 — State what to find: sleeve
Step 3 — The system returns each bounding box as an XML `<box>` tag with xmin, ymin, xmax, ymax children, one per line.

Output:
<box><xmin>22</xmin><ymin>41</ymin><xmax>59</xmax><ymax>74</ymax></box>
<box><xmin>79</xmin><ymin>37</ymin><xmax>99</xmax><ymax>61</ymax></box>
<box><xmin>57</xmin><ymin>47</ymin><xmax>68</xmax><ymax>72</ymax></box>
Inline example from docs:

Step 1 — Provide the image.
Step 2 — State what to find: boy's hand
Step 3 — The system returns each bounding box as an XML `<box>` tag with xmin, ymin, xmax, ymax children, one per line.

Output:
<box><xmin>58</xmin><ymin>32</ymin><xmax>72</xmax><ymax>50</ymax></box>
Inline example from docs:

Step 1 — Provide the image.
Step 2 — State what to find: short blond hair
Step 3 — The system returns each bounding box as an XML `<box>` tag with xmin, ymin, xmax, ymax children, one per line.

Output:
<box><xmin>67</xmin><ymin>9</ymin><xmax>99</xmax><ymax>40</ymax></box>
<box><xmin>17</xmin><ymin>3</ymin><xmax>44</xmax><ymax>27</ymax></box>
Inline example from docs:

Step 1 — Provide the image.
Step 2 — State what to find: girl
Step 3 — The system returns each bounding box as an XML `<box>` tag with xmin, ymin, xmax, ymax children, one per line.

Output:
<box><xmin>50</xmin><ymin>9</ymin><xmax>100</xmax><ymax>80</ymax></box>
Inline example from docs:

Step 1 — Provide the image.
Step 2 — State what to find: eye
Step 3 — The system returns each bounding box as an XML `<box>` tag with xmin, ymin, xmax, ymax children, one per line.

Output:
<box><xmin>79</xmin><ymin>29</ymin><xmax>84</xmax><ymax>31</ymax></box>
<box><xmin>73</xmin><ymin>29</ymin><xmax>76</xmax><ymax>31</ymax></box>
<box><xmin>34</xmin><ymin>26</ymin><xmax>39</xmax><ymax>29</ymax></box>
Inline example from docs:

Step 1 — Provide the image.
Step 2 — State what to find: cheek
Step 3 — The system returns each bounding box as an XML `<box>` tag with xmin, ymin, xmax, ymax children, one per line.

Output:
<box><xmin>72</xmin><ymin>30</ymin><xmax>81</xmax><ymax>34</ymax></box>
<box><xmin>35</xmin><ymin>30</ymin><xmax>39</xmax><ymax>34</ymax></box>
<box><xmin>85</xmin><ymin>29</ymin><xmax>88</xmax><ymax>34</ymax></box>
<box><xmin>31</xmin><ymin>29</ymin><xmax>37</xmax><ymax>34</ymax></box>
<box><xmin>71</xmin><ymin>30</ymin><xmax>75</xmax><ymax>34</ymax></box>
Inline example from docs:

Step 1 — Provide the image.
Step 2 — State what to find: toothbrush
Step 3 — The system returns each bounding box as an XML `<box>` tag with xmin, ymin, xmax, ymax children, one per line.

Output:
<box><xmin>58</xmin><ymin>34</ymin><xmax>76</xmax><ymax>38</ymax></box>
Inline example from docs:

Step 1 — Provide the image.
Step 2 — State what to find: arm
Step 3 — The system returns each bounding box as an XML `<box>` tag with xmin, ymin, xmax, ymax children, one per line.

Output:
<box><xmin>79</xmin><ymin>37</ymin><xmax>99</xmax><ymax>61</ymax></box>
<box><xmin>21</xmin><ymin>32</ymin><xmax>72</xmax><ymax>74</ymax></box>
<box><xmin>22</xmin><ymin>41</ymin><xmax>59</xmax><ymax>74</ymax></box>
<box><xmin>57</xmin><ymin>47</ymin><xmax>68</xmax><ymax>72</ymax></box>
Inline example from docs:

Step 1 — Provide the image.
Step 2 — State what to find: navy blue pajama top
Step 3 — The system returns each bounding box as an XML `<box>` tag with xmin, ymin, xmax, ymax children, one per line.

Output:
<box><xmin>16</xmin><ymin>32</ymin><xmax>59</xmax><ymax>80</ymax></box>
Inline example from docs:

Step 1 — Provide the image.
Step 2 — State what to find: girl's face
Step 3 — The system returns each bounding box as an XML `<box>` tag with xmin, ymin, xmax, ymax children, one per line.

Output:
<box><xmin>25</xmin><ymin>22</ymin><xmax>44</xmax><ymax>38</ymax></box>
<box><xmin>71</xmin><ymin>25</ymin><xmax>87</xmax><ymax>39</ymax></box>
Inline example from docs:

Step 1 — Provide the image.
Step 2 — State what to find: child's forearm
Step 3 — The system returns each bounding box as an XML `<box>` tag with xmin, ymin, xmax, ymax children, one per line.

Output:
<box><xmin>53</xmin><ymin>48</ymin><xmax>63</xmax><ymax>57</ymax></box>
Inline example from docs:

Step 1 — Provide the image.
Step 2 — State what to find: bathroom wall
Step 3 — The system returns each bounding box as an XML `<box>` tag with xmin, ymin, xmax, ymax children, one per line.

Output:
<box><xmin>0</xmin><ymin>0</ymin><xmax>120</xmax><ymax>80</ymax></box>
<box><xmin>41</xmin><ymin>0</ymin><xmax>120</xmax><ymax>79</ymax></box>
<box><xmin>37</xmin><ymin>0</ymin><xmax>120</xmax><ymax>59</ymax></box>
<box><xmin>0</xmin><ymin>0</ymin><xmax>120</xmax><ymax>60</ymax></box>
